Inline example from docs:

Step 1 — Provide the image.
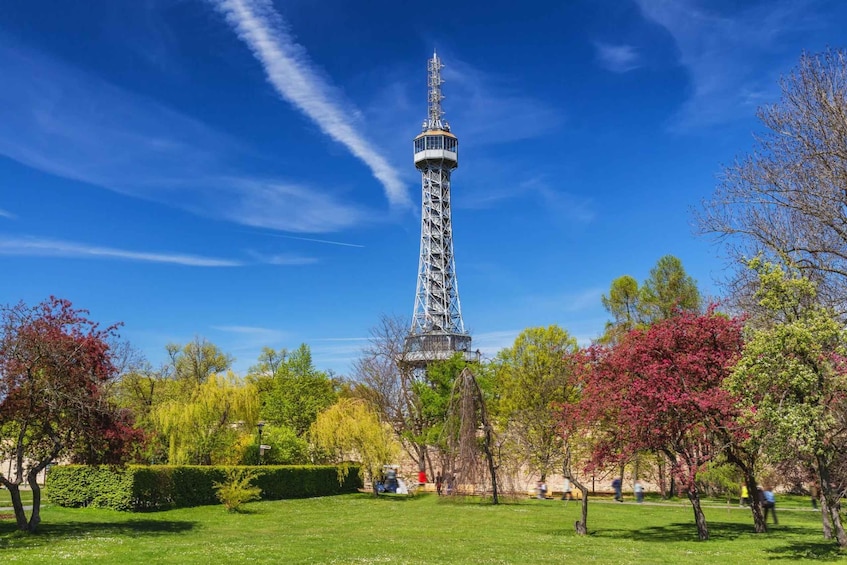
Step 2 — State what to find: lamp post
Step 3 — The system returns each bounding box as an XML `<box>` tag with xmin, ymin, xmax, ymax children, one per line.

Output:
<box><xmin>257</xmin><ymin>421</ymin><xmax>265</xmax><ymax>465</ymax></box>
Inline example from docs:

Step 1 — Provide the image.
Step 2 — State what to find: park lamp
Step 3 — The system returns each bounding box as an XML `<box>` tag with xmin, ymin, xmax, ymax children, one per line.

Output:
<box><xmin>257</xmin><ymin>421</ymin><xmax>265</xmax><ymax>465</ymax></box>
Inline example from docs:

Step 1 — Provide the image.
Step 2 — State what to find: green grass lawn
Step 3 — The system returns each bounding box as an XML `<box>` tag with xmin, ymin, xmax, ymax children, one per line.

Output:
<box><xmin>0</xmin><ymin>493</ymin><xmax>843</xmax><ymax>563</ymax></box>
<box><xmin>0</xmin><ymin>489</ymin><xmax>33</xmax><ymax>507</ymax></box>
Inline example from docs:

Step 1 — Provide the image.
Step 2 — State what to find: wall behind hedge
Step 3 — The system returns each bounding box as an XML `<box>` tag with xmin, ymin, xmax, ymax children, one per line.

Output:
<box><xmin>48</xmin><ymin>464</ymin><xmax>362</xmax><ymax>511</ymax></box>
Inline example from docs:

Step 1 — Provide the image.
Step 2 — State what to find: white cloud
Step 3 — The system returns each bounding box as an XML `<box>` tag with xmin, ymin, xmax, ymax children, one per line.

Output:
<box><xmin>209</xmin><ymin>0</ymin><xmax>410</xmax><ymax>209</ymax></box>
<box><xmin>0</xmin><ymin>40</ymin><xmax>368</xmax><ymax>234</ymax></box>
<box><xmin>634</xmin><ymin>0</ymin><xmax>818</xmax><ymax>129</ymax></box>
<box><xmin>0</xmin><ymin>208</ymin><xmax>15</xmax><ymax>220</ymax></box>
<box><xmin>594</xmin><ymin>42</ymin><xmax>641</xmax><ymax>73</ymax></box>
<box><xmin>0</xmin><ymin>236</ymin><xmax>242</xmax><ymax>267</ymax></box>
<box><xmin>218</xmin><ymin>178</ymin><xmax>366</xmax><ymax>233</ymax></box>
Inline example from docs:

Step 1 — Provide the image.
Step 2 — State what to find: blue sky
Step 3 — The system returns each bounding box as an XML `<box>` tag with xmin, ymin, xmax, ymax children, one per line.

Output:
<box><xmin>1</xmin><ymin>0</ymin><xmax>845</xmax><ymax>376</ymax></box>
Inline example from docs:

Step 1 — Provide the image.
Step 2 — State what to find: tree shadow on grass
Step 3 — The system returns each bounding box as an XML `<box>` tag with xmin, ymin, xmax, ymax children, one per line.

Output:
<box><xmin>762</xmin><ymin>540</ymin><xmax>845</xmax><ymax>561</ymax></box>
<box><xmin>371</xmin><ymin>493</ymin><xmax>425</xmax><ymax>503</ymax></box>
<box><xmin>591</xmin><ymin>521</ymin><xmax>814</xmax><ymax>543</ymax></box>
<box><xmin>0</xmin><ymin>518</ymin><xmax>197</xmax><ymax>548</ymax></box>
<box><xmin>583</xmin><ymin>520</ymin><xmax>844</xmax><ymax>560</ymax></box>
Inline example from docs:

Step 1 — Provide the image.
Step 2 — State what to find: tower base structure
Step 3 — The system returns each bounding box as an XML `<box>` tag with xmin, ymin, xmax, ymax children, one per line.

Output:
<box><xmin>402</xmin><ymin>331</ymin><xmax>478</xmax><ymax>368</ymax></box>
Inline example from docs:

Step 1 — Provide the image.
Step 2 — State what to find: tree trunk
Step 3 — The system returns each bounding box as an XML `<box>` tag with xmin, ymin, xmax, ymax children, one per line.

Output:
<box><xmin>417</xmin><ymin>444</ymin><xmax>427</xmax><ymax>473</ymax></box>
<box><xmin>744</xmin><ymin>474</ymin><xmax>767</xmax><ymax>534</ymax></box>
<box><xmin>573</xmin><ymin>480</ymin><xmax>589</xmax><ymax>535</ymax></box>
<box><xmin>723</xmin><ymin>447</ymin><xmax>766</xmax><ymax>533</ymax></box>
<box><xmin>817</xmin><ymin>459</ymin><xmax>847</xmax><ymax>546</ymax></box>
<box><xmin>27</xmin><ymin>470</ymin><xmax>42</xmax><ymax>532</ymax></box>
<box><xmin>475</xmin><ymin>384</ymin><xmax>498</xmax><ymax>505</ymax></box>
<box><xmin>562</xmin><ymin>446</ymin><xmax>588</xmax><ymax>535</ymax></box>
<box><xmin>821</xmin><ymin>495</ymin><xmax>833</xmax><ymax>539</ymax></box>
<box><xmin>687</xmin><ymin>490</ymin><xmax>709</xmax><ymax>541</ymax></box>
<box><xmin>2</xmin><ymin>479</ymin><xmax>28</xmax><ymax>532</ymax></box>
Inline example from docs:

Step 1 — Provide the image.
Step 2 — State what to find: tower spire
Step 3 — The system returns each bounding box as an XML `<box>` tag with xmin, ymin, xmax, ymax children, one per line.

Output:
<box><xmin>426</xmin><ymin>51</ymin><xmax>447</xmax><ymax>131</ymax></box>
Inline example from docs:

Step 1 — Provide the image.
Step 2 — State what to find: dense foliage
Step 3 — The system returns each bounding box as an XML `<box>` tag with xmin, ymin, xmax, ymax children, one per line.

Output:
<box><xmin>0</xmin><ymin>297</ymin><xmax>142</xmax><ymax>532</ymax></box>
<box><xmin>48</xmin><ymin>464</ymin><xmax>362</xmax><ymax>511</ymax></box>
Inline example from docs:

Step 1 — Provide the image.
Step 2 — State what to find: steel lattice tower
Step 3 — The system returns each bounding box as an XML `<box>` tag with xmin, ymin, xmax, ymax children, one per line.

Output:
<box><xmin>404</xmin><ymin>52</ymin><xmax>474</xmax><ymax>366</ymax></box>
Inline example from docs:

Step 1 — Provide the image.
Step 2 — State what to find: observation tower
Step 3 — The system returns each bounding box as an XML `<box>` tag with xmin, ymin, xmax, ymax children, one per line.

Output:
<box><xmin>404</xmin><ymin>52</ymin><xmax>475</xmax><ymax>367</ymax></box>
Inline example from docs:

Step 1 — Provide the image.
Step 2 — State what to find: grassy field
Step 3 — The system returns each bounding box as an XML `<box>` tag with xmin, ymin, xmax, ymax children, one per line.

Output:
<box><xmin>0</xmin><ymin>493</ymin><xmax>843</xmax><ymax>563</ymax></box>
<box><xmin>0</xmin><ymin>489</ymin><xmax>33</xmax><ymax>507</ymax></box>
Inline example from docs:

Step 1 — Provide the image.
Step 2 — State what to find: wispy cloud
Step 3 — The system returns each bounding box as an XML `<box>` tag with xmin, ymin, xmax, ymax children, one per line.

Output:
<box><xmin>0</xmin><ymin>40</ymin><xmax>368</xmax><ymax>234</ymax></box>
<box><xmin>257</xmin><ymin>233</ymin><xmax>365</xmax><ymax>248</ymax></box>
<box><xmin>594</xmin><ymin>42</ymin><xmax>641</xmax><ymax>73</ymax></box>
<box><xmin>245</xmin><ymin>250</ymin><xmax>318</xmax><ymax>265</ymax></box>
<box><xmin>524</xmin><ymin>287</ymin><xmax>606</xmax><ymax>313</ymax></box>
<box><xmin>472</xmin><ymin>329</ymin><xmax>520</xmax><ymax>358</ymax></box>
<box><xmin>440</xmin><ymin>57</ymin><xmax>563</xmax><ymax>145</ymax></box>
<box><xmin>0</xmin><ymin>236</ymin><xmax>242</xmax><ymax>267</ymax></box>
<box><xmin>459</xmin><ymin>174</ymin><xmax>594</xmax><ymax>224</ymax></box>
<box><xmin>208</xmin><ymin>0</ymin><xmax>410</xmax><ymax>209</ymax></box>
<box><xmin>634</xmin><ymin>0</ymin><xmax>822</xmax><ymax>129</ymax></box>
<box><xmin>212</xmin><ymin>325</ymin><xmax>287</xmax><ymax>343</ymax></box>
<box><xmin>0</xmin><ymin>208</ymin><xmax>15</xmax><ymax>220</ymax></box>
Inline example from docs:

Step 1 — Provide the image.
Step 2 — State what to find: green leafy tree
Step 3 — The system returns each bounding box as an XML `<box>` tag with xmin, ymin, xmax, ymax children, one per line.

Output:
<box><xmin>728</xmin><ymin>260</ymin><xmax>847</xmax><ymax>546</ymax></box>
<box><xmin>249</xmin><ymin>424</ymin><xmax>308</xmax><ymax>465</ymax></box>
<box><xmin>262</xmin><ymin>344</ymin><xmax>338</xmax><ymax>436</ymax></box>
<box><xmin>111</xmin><ymin>361</ymin><xmax>176</xmax><ymax>463</ymax></box>
<box><xmin>639</xmin><ymin>255</ymin><xmax>702</xmax><ymax>323</ymax></box>
<box><xmin>414</xmin><ymin>354</ymin><xmax>471</xmax><ymax>477</ymax></box>
<box><xmin>311</xmin><ymin>398</ymin><xmax>401</xmax><ymax>492</ymax></box>
<box><xmin>166</xmin><ymin>337</ymin><xmax>233</xmax><ymax>388</ymax></box>
<box><xmin>600</xmin><ymin>256</ymin><xmax>701</xmax><ymax>344</ymax></box>
<box><xmin>600</xmin><ymin>275</ymin><xmax>641</xmax><ymax>343</ymax></box>
<box><xmin>153</xmin><ymin>372</ymin><xmax>259</xmax><ymax>464</ymax></box>
<box><xmin>493</xmin><ymin>325</ymin><xmax>580</xmax><ymax>481</ymax></box>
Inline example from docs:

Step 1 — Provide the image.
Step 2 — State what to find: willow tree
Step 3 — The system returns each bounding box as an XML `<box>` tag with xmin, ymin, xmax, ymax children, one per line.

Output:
<box><xmin>311</xmin><ymin>398</ymin><xmax>401</xmax><ymax>492</ymax></box>
<box><xmin>153</xmin><ymin>372</ymin><xmax>259</xmax><ymax>464</ymax></box>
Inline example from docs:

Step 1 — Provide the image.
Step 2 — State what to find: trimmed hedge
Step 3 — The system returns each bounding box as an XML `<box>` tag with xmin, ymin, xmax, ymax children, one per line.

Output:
<box><xmin>48</xmin><ymin>464</ymin><xmax>362</xmax><ymax>511</ymax></box>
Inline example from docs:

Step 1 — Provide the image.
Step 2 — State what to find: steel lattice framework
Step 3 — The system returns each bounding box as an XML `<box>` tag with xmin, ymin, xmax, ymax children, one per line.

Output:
<box><xmin>404</xmin><ymin>53</ymin><xmax>474</xmax><ymax>366</ymax></box>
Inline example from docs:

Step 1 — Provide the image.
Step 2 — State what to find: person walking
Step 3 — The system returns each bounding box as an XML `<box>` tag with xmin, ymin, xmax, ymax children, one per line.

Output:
<box><xmin>561</xmin><ymin>478</ymin><xmax>573</xmax><ymax>501</ymax></box>
<box><xmin>612</xmin><ymin>477</ymin><xmax>623</xmax><ymax>502</ymax></box>
<box><xmin>762</xmin><ymin>487</ymin><xmax>778</xmax><ymax>525</ymax></box>
<box><xmin>634</xmin><ymin>480</ymin><xmax>644</xmax><ymax>503</ymax></box>
<box><xmin>435</xmin><ymin>474</ymin><xmax>443</xmax><ymax>496</ymax></box>
<box><xmin>740</xmin><ymin>484</ymin><xmax>749</xmax><ymax>507</ymax></box>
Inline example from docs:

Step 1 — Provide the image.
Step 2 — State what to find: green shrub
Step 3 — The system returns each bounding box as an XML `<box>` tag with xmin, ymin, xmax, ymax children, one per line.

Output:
<box><xmin>48</xmin><ymin>464</ymin><xmax>362</xmax><ymax>511</ymax></box>
<box><xmin>214</xmin><ymin>468</ymin><xmax>262</xmax><ymax>512</ymax></box>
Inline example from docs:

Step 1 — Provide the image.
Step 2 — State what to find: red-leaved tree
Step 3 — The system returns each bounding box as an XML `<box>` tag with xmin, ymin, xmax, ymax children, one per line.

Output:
<box><xmin>575</xmin><ymin>309</ymin><xmax>745</xmax><ymax>541</ymax></box>
<box><xmin>0</xmin><ymin>297</ymin><xmax>142</xmax><ymax>532</ymax></box>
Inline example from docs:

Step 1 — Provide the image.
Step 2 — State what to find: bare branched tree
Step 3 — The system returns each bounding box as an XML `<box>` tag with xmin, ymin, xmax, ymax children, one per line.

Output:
<box><xmin>351</xmin><ymin>315</ymin><xmax>431</xmax><ymax>475</ymax></box>
<box><xmin>697</xmin><ymin>48</ymin><xmax>847</xmax><ymax>313</ymax></box>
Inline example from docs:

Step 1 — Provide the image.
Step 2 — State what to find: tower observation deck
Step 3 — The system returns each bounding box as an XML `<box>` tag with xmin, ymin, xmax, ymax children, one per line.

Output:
<box><xmin>404</xmin><ymin>52</ymin><xmax>475</xmax><ymax>367</ymax></box>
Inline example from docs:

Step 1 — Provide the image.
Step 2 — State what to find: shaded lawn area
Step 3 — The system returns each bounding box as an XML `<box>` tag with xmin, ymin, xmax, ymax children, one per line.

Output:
<box><xmin>0</xmin><ymin>493</ymin><xmax>843</xmax><ymax>563</ymax></box>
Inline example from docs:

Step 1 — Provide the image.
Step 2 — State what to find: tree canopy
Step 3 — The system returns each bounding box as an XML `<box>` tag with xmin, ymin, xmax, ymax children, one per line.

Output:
<box><xmin>0</xmin><ymin>297</ymin><xmax>141</xmax><ymax>532</ymax></box>
<box><xmin>698</xmin><ymin>48</ymin><xmax>847</xmax><ymax>312</ymax></box>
